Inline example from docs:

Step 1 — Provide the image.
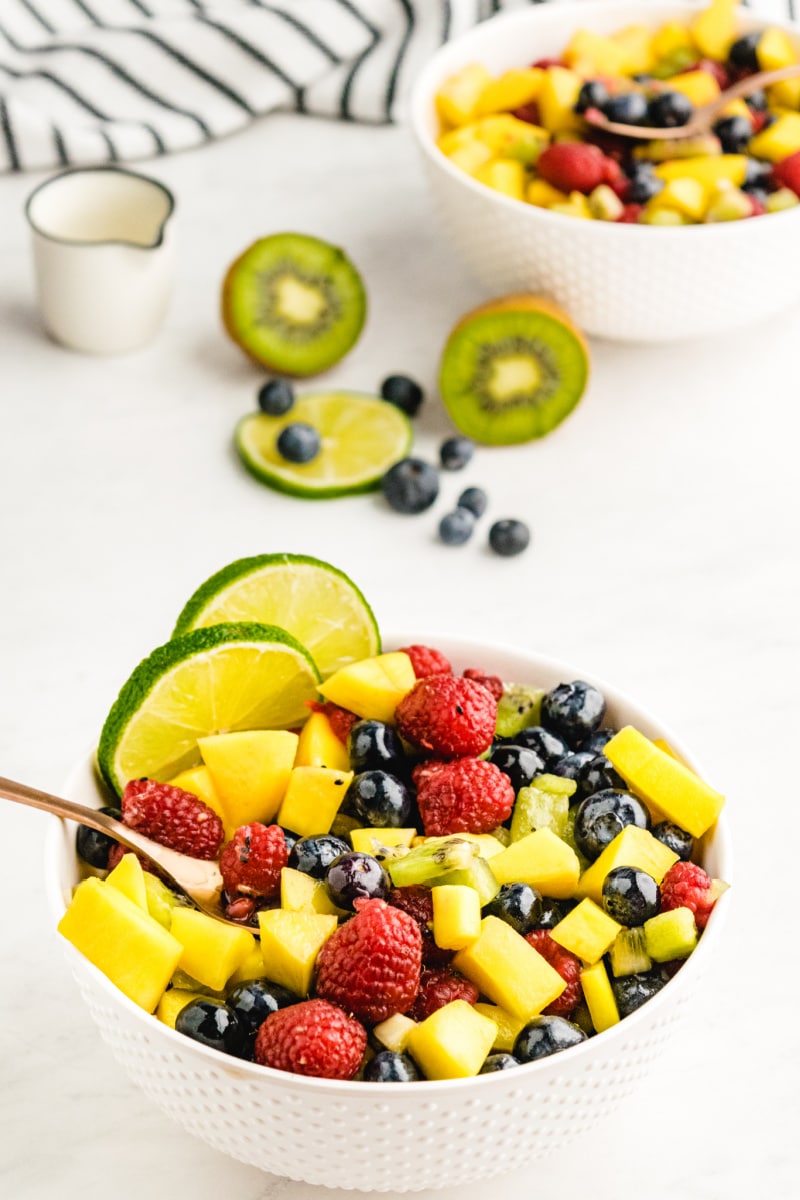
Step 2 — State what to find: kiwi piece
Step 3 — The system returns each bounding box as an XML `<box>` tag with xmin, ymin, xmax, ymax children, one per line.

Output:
<box><xmin>439</xmin><ymin>295</ymin><xmax>589</xmax><ymax>445</ymax></box>
<box><xmin>495</xmin><ymin>684</ymin><xmax>545</xmax><ymax>739</ymax></box>
<box><xmin>222</xmin><ymin>233</ymin><xmax>366</xmax><ymax>376</ymax></box>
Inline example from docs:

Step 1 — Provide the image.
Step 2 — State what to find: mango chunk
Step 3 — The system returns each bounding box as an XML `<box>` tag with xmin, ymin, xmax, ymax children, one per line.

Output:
<box><xmin>226</xmin><ymin>944</ymin><xmax>268</xmax><ymax>988</ymax></box>
<box><xmin>527</xmin><ymin>178</ymin><xmax>568</xmax><ymax>207</ymax></box>
<box><xmin>170</xmin><ymin>907</ymin><xmax>255</xmax><ymax>992</ymax></box>
<box><xmin>350</xmin><ymin>827</ymin><xmax>416</xmax><ymax>855</ymax></box>
<box><xmin>564</xmin><ymin>29</ymin><xmax>628</xmax><ymax>77</ymax></box>
<box><xmin>750</xmin><ymin>113</ymin><xmax>800</xmax><ymax>161</ymax></box>
<box><xmin>58</xmin><ymin>877</ymin><xmax>182</xmax><ymax>1012</ymax></box>
<box><xmin>280</xmin><ymin>866</ymin><xmax>347</xmax><ymax>917</ymax></box>
<box><xmin>372</xmin><ymin>1013</ymin><xmax>417</xmax><ymax>1053</ymax></box>
<box><xmin>406</xmin><ymin>1000</ymin><xmax>496</xmax><ymax>1080</ymax></box>
<box><xmin>473</xmin><ymin>115</ymin><xmax>549</xmax><ymax>164</ymax></box>
<box><xmin>691</xmin><ymin>0</ymin><xmax>738</xmax><ymax>61</ymax></box>
<box><xmin>198</xmin><ymin>730</ymin><xmax>298</xmax><ymax>828</ymax></box>
<box><xmin>475</xmin><ymin>69</ymin><xmax>543</xmax><ymax>117</ymax></box>
<box><xmin>757</xmin><ymin>27</ymin><xmax>798</xmax><ymax>72</ymax></box>
<box><xmin>442</xmin><ymin>139</ymin><xmax>495</xmax><ymax>176</ymax></box>
<box><xmin>538</xmin><ymin>67</ymin><xmax>583</xmax><ymax>134</ymax></box>
<box><xmin>612</xmin><ymin>25</ymin><xmax>656</xmax><ymax>75</ymax></box>
<box><xmin>436</xmin><ymin>63</ymin><xmax>493</xmax><ymax>127</ymax></box>
<box><xmin>258</xmin><ymin>909</ymin><xmax>337</xmax><ymax>996</ymax></box>
<box><xmin>604</xmin><ymin>726</ymin><xmax>724</xmax><ymax>837</ymax></box>
<box><xmin>550</xmin><ymin>898</ymin><xmax>621</xmax><ymax>964</ymax></box>
<box><xmin>655</xmin><ymin>155</ymin><xmax>747</xmax><ymax>186</ymax></box>
<box><xmin>474</xmin><ymin>1002</ymin><xmax>526</xmax><ymax>1053</ymax></box>
<box><xmin>452</xmin><ymin>915</ymin><xmax>565</xmax><ymax>1020</ymax></box>
<box><xmin>650</xmin><ymin>177</ymin><xmax>708</xmax><ymax>221</ymax></box>
<box><xmin>105</xmin><ymin>852</ymin><xmax>148</xmax><ymax>911</ymax></box>
<box><xmin>156</xmin><ymin>988</ymin><xmax>205</xmax><ymax>1029</ymax></box>
<box><xmin>432</xmin><ymin>884</ymin><xmax>481</xmax><ymax>950</ymax></box>
<box><xmin>580</xmin><ymin>960</ymin><xmax>620</xmax><ymax>1033</ymax></box>
<box><xmin>277</xmin><ymin>765</ymin><xmax>353</xmax><ymax>838</ymax></box>
<box><xmin>474</xmin><ymin>158</ymin><xmax>526</xmax><ymax>201</ymax></box>
<box><xmin>577</xmin><ymin>826</ymin><xmax>679</xmax><ymax>905</ymax></box>
<box><xmin>295</xmin><ymin>710</ymin><xmax>350</xmax><ymax>772</ymax></box>
<box><xmin>490</xmin><ymin>827</ymin><xmax>580</xmax><ymax>898</ymax></box>
<box><xmin>667</xmin><ymin>69</ymin><xmax>720</xmax><ymax>107</ymax></box>
<box><xmin>652</xmin><ymin>21</ymin><xmax>695</xmax><ymax>61</ymax></box>
<box><xmin>319</xmin><ymin>652</ymin><xmax>415</xmax><ymax>724</ymax></box>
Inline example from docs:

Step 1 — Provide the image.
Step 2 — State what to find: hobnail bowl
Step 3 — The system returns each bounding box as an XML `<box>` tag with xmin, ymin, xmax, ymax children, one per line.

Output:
<box><xmin>45</xmin><ymin>634</ymin><xmax>731</xmax><ymax>1192</ymax></box>
<box><xmin>409</xmin><ymin>1</ymin><xmax>800</xmax><ymax>342</ymax></box>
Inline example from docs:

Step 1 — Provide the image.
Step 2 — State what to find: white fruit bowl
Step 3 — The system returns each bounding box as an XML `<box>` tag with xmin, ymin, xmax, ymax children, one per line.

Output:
<box><xmin>45</xmin><ymin>634</ymin><xmax>731</xmax><ymax>1192</ymax></box>
<box><xmin>409</xmin><ymin>1</ymin><xmax>800</xmax><ymax>342</ymax></box>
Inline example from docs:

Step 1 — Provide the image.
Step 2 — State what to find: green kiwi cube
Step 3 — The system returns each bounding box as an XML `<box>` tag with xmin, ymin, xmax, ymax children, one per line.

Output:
<box><xmin>386</xmin><ymin>837</ymin><xmax>478</xmax><ymax>888</ymax></box>
<box><xmin>644</xmin><ymin>907</ymin><xmax>698</xmax><ymax>962</ymax></box>
<box><xmin>429</xmin><ymin>857</ymin><xmax>500</xmax><ymax>907</ymax></box>
<box><xmin>510</xmin><ymin>780</ymin><xmax>571</xmax><ymax>842</ymax></box>
<box><xmin>608</xmin><ymin>927</ymin><xmax>652</xmax><ymax>977</ymax></box>
<box><xmin>495</xmin><ymin>684</ymin><xmax>546</xmax><ymax>738</ymax></box>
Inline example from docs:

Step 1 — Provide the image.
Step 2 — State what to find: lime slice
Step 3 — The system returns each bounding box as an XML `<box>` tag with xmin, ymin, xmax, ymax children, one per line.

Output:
<box><xmin>173</xmin><ymin>553</ymin><xmax>380</xmax><ymax>679</ymax></box>
<box><xmin>235</xmin><ymin>391</ymin><xmax>412</xmax><ymax>499</ymax></box>
<box><xmin>97</xmin><ymin>622</ymin><xmax>320</xmax><ymax>797</ymax></box>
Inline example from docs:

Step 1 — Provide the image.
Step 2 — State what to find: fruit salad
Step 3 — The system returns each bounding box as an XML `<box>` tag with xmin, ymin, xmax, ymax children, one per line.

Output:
<box><xmin>435</xmin><ymin>0</ymin><xmax>800</xmax><ymax>224</ymax></box>
<box><xmin>58</xmin><ymin>555</ymin><xmax>728</xmax><ymax>1082</ymax></box>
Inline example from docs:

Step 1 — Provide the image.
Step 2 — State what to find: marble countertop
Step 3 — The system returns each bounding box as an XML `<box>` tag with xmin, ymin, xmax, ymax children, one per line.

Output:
<box><xmin>0</xmin><ymin>110</ymin><xmax>797</xmax><ymax>1199</ymax></box>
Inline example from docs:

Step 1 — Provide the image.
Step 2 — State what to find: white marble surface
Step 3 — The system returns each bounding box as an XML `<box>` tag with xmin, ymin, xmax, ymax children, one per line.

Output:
<box><xmin>0</xmin><ymin>111</ymin><xmax>798</xmax><ymax>1197</ymax></box>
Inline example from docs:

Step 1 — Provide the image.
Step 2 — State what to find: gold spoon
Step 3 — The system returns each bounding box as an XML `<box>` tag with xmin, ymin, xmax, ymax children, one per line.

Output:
<box><xmin>0</xmin><ymin>773</ymin><xmax>242</xmax><ymax>928</ymax></box>
<box><xmin>584</xmin><ymin>63</ymin><xmax>800</xmax><ymax>140</ymax></box>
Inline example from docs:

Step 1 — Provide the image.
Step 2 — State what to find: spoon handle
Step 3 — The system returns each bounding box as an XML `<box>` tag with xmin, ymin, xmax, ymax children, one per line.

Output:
<box><xmin>702</xmin><ymin>62</ymin><xmax>800</xmax><ymax>112</ymax></box>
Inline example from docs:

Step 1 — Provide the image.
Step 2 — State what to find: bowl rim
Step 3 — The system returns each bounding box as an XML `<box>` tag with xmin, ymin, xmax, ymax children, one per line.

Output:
<box><xmin>408</xmin><ymin>0</ymin><xmax>800</xmax><ymax>238</ymax></box>
<box><xmin>44</xmin><ymin>630</ymin><xmax>732</xmax><ymax>1095</ymax></box>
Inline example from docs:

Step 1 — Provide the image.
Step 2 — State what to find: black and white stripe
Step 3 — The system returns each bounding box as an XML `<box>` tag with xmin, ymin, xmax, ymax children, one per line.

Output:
<box><xmin>0</xmin><ymin>0</ymin><xmax>797</xmax><ymax>172</ymax></box>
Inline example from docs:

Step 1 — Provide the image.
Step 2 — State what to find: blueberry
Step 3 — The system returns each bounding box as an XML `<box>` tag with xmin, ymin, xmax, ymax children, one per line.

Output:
<box><xmin>550</xmin><ymin>750</ymin><xmax>596</xmax><ymax>785</ymax></box>
<box><xmin>647</xmin><ymin>90</ymin><xmax>693</xmax><ymax>128</ymax></box>
<box><xmin>175</xmin><ymin>1000</ymin><xmax>246</xmax><ymax>1057</ymax></box>
<box><xmin>728</xmin><ymin>31</ymin><xmax>762</xmax><ymax>72</ymax></box>
<box><xmin>746</xmin><ymin>88</ymin><xmax>768</xmax><ymax>113</ymax></box>
<box><xmin>534</xmin><ymin>898</ymin><xmax>565</xmax><ymax>929</ymax></box>
<box><xmin>380</xmin><ymin>374</ymin><xmax>424</xmax><ymax>417</ymax></box>
<box><xmin>76</xmin><ymin>806</ymin><xmax>121</xmax><ymax>869</ymax></box>
<box><xmin>480</xmin><ymin>1053</ymin><xmax>520</xmax><ymax>1073</ymax></box>
<box><xmin>574</xmin><ymin>789</ymin><xmax>651</xmax><ymax>861</ymax></box>
<box><xmin>488</xmin><ymin>518</ymin><xmax>530</xmax><ymax>557</ymax></box>
<box><xmin>489</xmin><ymin>744</ymin><xmax>546</xmax><ymax>794</ymax></box>
<box><xmin>363</xmin><ymin>1050</ymin><xmax>421</xmax><ymax>1082</ymax></box>
<box><xmin>612</xmin><ymin>970</ymin><xmax>667</xmax><ymax>1018</ymax></box>
<box><xmin>288</xmin><ymin>834</ymin><xmax>350</xmax><ymax>879</ymax></box>
<box><xmin>580</xmin><ymin>729</ymin><xmax>616</xmax><ymax>755</ymax></box>
<box><xmin>652</xmin><ymin>820</ymin><xmax>694</xmax><ymax>862</ymax></box>
<box><xmin>326</xmin><ymin>851</ymin><xmax>390</xmax><ymax>908</ymax></box>
<box><xmin>227</xmin><ymin>979</ymin><xmax>298</xmax><ymax>1040</ymax></box>
<box><xmin>574</xmin><ymin>80</ymin><xmax>609</xmax><ymax>114</ymax></box>
<box><xmin>279</xmin><ymin>827</ymin><xmax>299</xmax><ymax>855</ymax></box>
<box><xmin>483</xmin><ymin>883</ymin><xmax>543</xmax><ymax>935</ymax></box>
<box><xmin>514</xmin><ymin>1015</ymin><xmax>587</xmax><ymax>1062</ymax></box>
<box><xmin>626</xmin><ymin>163</ymin><xmax>664</xmax><ymax>204</ymax></box>
<box><xmin>440</xmin><ymin>436</ymin><xmax>474</xmax><ymax>471</ymax></box>
<box><xmin>506</xmin><ymin>725</ymin><xmax>569</xmax><ymax>767</ymax></box>
<box><xmin>457</xmin><ymin>486</ymin><xmax>487</xmax><ymax>519</ymax></box>
<box><xmin>713</xmin><ymin>115</ymin><xmax>752</xmax><ymax>154</ymax></box>
<box><xmin>276</xmin><ymin>422</ymin><xmax>320</xmax><ymax>464</ymax></box>
<box><xmin>347</xmin><ymin>720</ymin><xmax>406</xmax><ymax>775</ymax></box>
<box><xmin>382</xmin><ymin>457</ymin><xmax>439</xmax><ymax>514</ymax></box>
<box><xmin>257</xmin><ymin>378</ymin><xmax>294</xmax><ymax>416</ymax></box>
<box><xmin>346</xmin><ymin>770</ymin><xmax>412</xmax><ymax>827</ymax></box>
<box><xmin>602</xmin><ymin>92</ymin><xmax>649</xmax><ymax>126</ymax></box>
<box><xmin>542</xmin><ymin>680</ymin><xmax>606</xmax><ymax>747</ymax></box>
<box><xmin>439</xmin><ymin>509</ymin><xmax>475</xmax><ymax>546</ymax></box>
<box><xmin>577</xmin><ymin>754</ymin><xmax>625</xmax><ymax>800</ymax></box>
<box><xmin>602</xmin><ymin>866</ymin><xmax>660</xmax><ymax>926</ymax></box>
<box><xmin>744</xmin><ymin>159</ymin><xmax>772</xmax><ymax>191</ymax></box>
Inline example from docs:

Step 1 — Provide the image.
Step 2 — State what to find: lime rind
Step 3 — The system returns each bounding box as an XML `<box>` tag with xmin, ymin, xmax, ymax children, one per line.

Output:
<box><xmin>172</xmin><ymin>553</ymin><xmax>381</xmax><ymax>677</ymax></box>
<box><xmin>97</xmin><ymin>622</ymin><xmax>321</xmax><ymax>797</ymax></box>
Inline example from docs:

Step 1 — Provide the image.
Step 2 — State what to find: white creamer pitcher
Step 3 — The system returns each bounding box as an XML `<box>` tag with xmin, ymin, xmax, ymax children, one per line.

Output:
<box><xmin>25</xmin><ymin>166</ymin><xmax>175</xmax><ymax>355</ymax></box>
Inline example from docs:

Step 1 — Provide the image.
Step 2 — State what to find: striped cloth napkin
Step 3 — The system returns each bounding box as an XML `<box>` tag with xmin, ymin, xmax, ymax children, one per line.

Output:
<box><xmin>0</xmin><ymin>0</ymin><xmax>796</xmax><ymax>173</ymax></box>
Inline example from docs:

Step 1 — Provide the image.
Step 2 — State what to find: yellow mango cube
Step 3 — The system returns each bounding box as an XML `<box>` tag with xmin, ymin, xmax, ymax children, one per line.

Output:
<box><xmin>156</xmin><ymin>988</ymin><xmax>205</xmax><ymax>1029</ymax></box>
<box><xmin>750</xmin><ymin>113</ymin><xmax>800</xmax><ymax>161</ymax></box>
<box><xmin>474</xmin><ymin>158</ymin><xmax>526</xmax><ymax>201</ymax></box>
<box><xmin>452</xmin><ymin>916</ymin><xmax>565</xmax><ymax>1020</ymax></box>
<box><xmin>490</xmin><ymin>827</ymin><xmax>581</xmax><ymax>898</ymax></box>
<box><xmin>527</xmin><ymin>178</ymin><xmax>568</xmax><ymax>207</ymax></box>
<box><xmin>473</xmin><ymin>115</ymin><xmax>549</xmax><ymax>164</ymax></box>
<box><xmin>613</xmin><ymin>25</ymin><xmax>656</xmax><ymax>75</ymax></box>
<box><xmin>475</xmin><ymin>68</ymin><xmax>543</xmax><ymax>117</ymax></box>
<box><xmin>655</xmin><ymin>155</ymin><xmax>748</xmax><ymax>186</ymax></box>
<box><xmin>170</xmin><ymin>908</ymin><xmax>255</xmax><ymax>992</ymax></box>
<box><xmin>277</xmin><ymin>765</ymin><xmax>353</xmax><ymax>838</ymax></box>
<box><xmin>651</xmin><ymin>177</ymin><xmax>708</xmax><ymax>220</ymax></box>
<box><xmin>550</xmin><ymin>898</ymin><xmax>621</xmax><ymax>964</ymax></box>
<box><xmin>295</xmin><ymin>710</ymin><xmax>351</xmax><ymax>772</ymax></box>
<box><xmin>319</xmin><ymin>652</ymin><xmax>415</xmax><ymax>724</ymax></box>
<box><xmin>757</xmin><ymin>27</ymin><xmax>798</xmax><ymax>72</ymax></box>
<box><xmin>564</xmin><ymin>30</ymin><xmax>628</xmax><ymax>77</ymax></box>
<box><xmin>580</xmin><ymin>960</ymin><xmax>620</xmax><ymax>1033</ymax></box>
<box><xmin>436</xmin><ymin>63</ymin><xmax>493</xmax><ymax>127</ymax></box>
<box><xmin>692</xmin><ymin>0</ymin><xmax>738</xmax><ymax>61</ymax></box>
<box><xmin>58</xmin><ymin>877</ymin><xmax>182</xmax><ymax>1012</ymax></box>
<box><xmin>474</xmin><ymin>1002</ymin><xmax>526</xmax><ymax>1053</ymax></box>
<box><xmin>667</xmin><ymin>69</ymin><xmax>720</xmax><ymax>107</ymax></box>
<box><xmin>432</xmin><ymin>885</ymin><xmax>481</xmax><ymax>950</ymax></box>
<box><xmin>550</xmin><ymin>191</ymin><xmax>594</xmax><ymax>220</ymax></box>
<box><xmin>372</xmin><ymin>1013</ymin><xmax>417</xmax><ymax>1053</ymax></box>
<box><xmin>652</xmin><ymin>21</ymin><xmax>695</xmax><ymax>59</ymax></box>
<box><xmin>604</xmin><ymin>726</ymin><xmax>725</xmax><ymax>837</ymax></box>
<box><xmin>446</xmin><ymin>141</ymin><xmax>494</xmax><ymax>175</ymax></box>
<box><xmin>198</xmin><ymin>729</ymin><xmax>298</xmax><ymax>828</ymax></box>
<box><xmin>768</xmin><ymin>78</ymin><xmax>800</xmax><ymax>111</ymax></box>
<box><xmin>538</xmin><ymin>67</ymin><xmax>583</xmax><ymax>134</ymax></box>
<box><xmin>258</xmin><ymin>909</ymin><xmax>337</xmax><ymax>996</ymax></box>
<box><xmin>105</xmin><ymin>852</ymin><xmax>148</xmax><ymax>911</ymax></box>
<box><xmin>577</xmin><ymin>826</ymin><xmax>679</xmax><ymax>905</ymax></box>
<box><xmin>406</xmin><ymin>1000</ymin><xmax>497</xmax><ymax>1080</ymax></box>
<box><xmin>720</xmin><ymin>97</ymin><xmax>753</xmax><ymax>121</ymax></box>
<box><xmin>350</xmin><ymin>827</ymin><xmax>416</xmax><ymax>854</ymax></box>
<box><xmin>226</xmin><ymin>944</ymin><xmax>268</xmax><ymax>988</ymax></box>
<box><xmin>280</xmin><ymin>866</ymin><xmax>347</xmax><ymax>917</ymax></box>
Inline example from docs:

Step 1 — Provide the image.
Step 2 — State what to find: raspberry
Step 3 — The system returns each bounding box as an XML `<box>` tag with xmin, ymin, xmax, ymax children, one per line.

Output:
<box><xmin>106</xmin><ymin>844</ymin><xmax>157</xmax><ymax>875</ymax></box>
<box><xmin>462</xmin><ymin>668</ymin><xmax>503</xmax><ymax>701</ymax></box>
<box><xmin>751</xmin><ymin>110</ymin><xmax>771</xmax><ymax>135</ymax></box>
<box><xmin>617</xmin><ymin>203</ymin><xmax>644</xmax><ymax>224</ymax></box>
<box><xmin>692</xmin><ymin>59</ymin><xmax>730</xmax><ymax>90</ymax></box>
<box><xmin>513</xmin><ymin>102</ymin><xmax>540</xmax><ymax>126</ymax></box>
<box><xmin>660</xmin><ymin>861</ymin><xmax>716</xmax><ymax>930</ymax></box>
<box><xmin>316</xmin><ymin>898</ymin><xmax>422</xmax><ymax>1023</ymax></box>
<box><xmin>121</xmin><ymin>778</ymin><xmax>224</xmax><ymax>859</ymax></box>
<box><xmin>306</xmin><ymin>699</ymin><xmax>359</xmax><ymax>745</ymax></box>
<box><xmin>747</xmin><ymin>195</ymin><xmax>766</xmax><ymax>217</ymax></box>
<box><xmin>413</xmin><ymin>757</ymin><xmax>514</xmax><ymax>836</ymax></box>
<box><xmin>773</xmin><ymin>150</ymin><xmax>800</xmax><ymax>197</ymax></box>
<box><xmin>388</xmin><ymin>885</ymin><xmax>453</xmax><ymax>968</ymax></box>
<box><xmin>531</xmin><ymin>57</ymin><xmax>565</xmax><ymax>69</ymax></box>
<box><xmin>220</xmin><ymin>823</ymin><xmax>287</xmax><ymax>898</ymax></box>
<box><xmin>406</xmin><ymin>967</ymin><xmax>479</xmax><ymax>1021</ymax></box>
<box><xmin>524</xmin><ymin>930</ymin><xmax>582</xmax><ymax>1017</ymax></box>
<box><xmin>399</xmin><ymin>644</ymin><xmax>453</xmax><ymax>678</ymax></box>
<box><xmin>537</xmin><ymin>143</ymin><xmax>610</xmax><ymax>195</ymax></box>
<box><xmin>395</xmin><ymin>675</ymin><xmax>497</xmax><ymax>758</ymax></box>
<box><xmin>254</xmin><ymin>999</ymin><xmax>366</xmax><ymax>1080</ymax></box>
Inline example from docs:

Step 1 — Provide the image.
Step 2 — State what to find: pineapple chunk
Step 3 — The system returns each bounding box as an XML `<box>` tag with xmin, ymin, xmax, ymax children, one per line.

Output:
<box><xmin>691</xmin><ymin>0</ymin><xmax>738</xmax><ymax>61</ymax></box>
<box><xmin>350</xmin><ymin>827</ymin><xmax>416</xmax><ymax>854</ymax></box>
<box><xmin>436</xmin><ymin>63</ymin><xmax>493</xmax><ymax>128</ymax></box>
<box><xmin>580</xmin><ymin>960</ymin><xmax>620</xmax><ymax>1033</ymax></box>
<box><xmin>198</xmin><ymin>730</ymin><xmax>298</xmax><ymax>828</ymax></box>
<box><xmin>105</xmin><ymin>852</ymin><xmax>147</xmax><ymax>911</ymax></box>
<box><xmin>538</xmin><ymin>67</ymin><xmax>583</xmax><ymax>134</ymax></box>
<box><xmin>613</xmin><ymin>25</ymin><xmax>656</xmax><ymax>75</ymax></box>
<box><xmin>655</xmin><ymin>156</ymin><xmax>748</xmax><ymax>186</ymax></box>
<box><xmin>650</xmin><ymin>177</ymin><xmax>708</xmax><ymax>221</ymax></box>
<box><xmin>757</xmin><ymin>27</ymin><xmax>798</xmax><ymax>72</ymax></box>
<box><xmin>319</xmin><ymin>652</ymin><xmax>415</xmax><ymax>724</ymax></box>
<box><xmin>432</xmin><ymin>885</ymin><xmax>481</xmax><ymax>950</ymax></box>
<box><xmin>475</xmin><ymin>69</ymin><xmax>544</xmax><ymax>117</ymax></box>
<box><xmin>443</xmin><ymin>140</ymin><xmax>494</xmax><ymax>176</ymax></box>
<box><xmin>406</xmin><ymin>1000</ymin><xmax>496</xmax><ymax>1080</ymax></box>
<box><xmin>280</xmin><ymin>866</ymin><xmax>347</xmax><ymax>917</ymax></box>
<box><xmin>768</xmin><ymin>78</ymin><xmax>800</xmax><ymax>111</ymax></box>
<box><xmin>474</xmin><ymin>158</ymin><xmax>526</xmax><ymax>202</ymax></box>
<box><xmin>550</xmin><ymin>898</ymin><xmax>621</xmax><ymax>964</ymax></box>
<box><xmin>750</xmin><ymin>113</ymin><xmax>800</xmax><ymax>161</ymax></box>
<box><xmin>156</xmin><ymin>988</ymin><xmax>205</xmax><ymax>1029</ymax></box>
<box><xmin>527</xmin><ymin>178</ymin><xmax>568</xmax><ymax>207</ymax></box>
<box><xmin>170</xmin><ymin>907</ymin><xmax>256</xmax><ymax>992</ymax></box>
<box><xmin>564</xmin><ymin>30</ymin><xmax>628</xmax><ymax>77</ymax></box>
<box><xmin>667</xmin><ymin>69</ymin><xmax>720</xmax><ymax>107</ymax></box>
<box><xmin>277</xmin><ymin>765</ymin><xmax>353</xmax><ymax>838</ymax></box>
<box><xmin>474</xmin><ymin>1002</ymin><xmax>526</xmax><ymax>1053</ymax></box>
<box><xmin>490</xmin><ymin>827</ymin><xmax>581</xmax><ymax>898</ymax></box>
<box><xmin>58</xmin><ymin>877</ymin><xmax>182</xmax><ymax>1012</ymax></box>
<box><xmin>452</xmin><ymin>915</ymin><xmax>565</xmax><ymax>1020</ymax></box>
<box><xmin>550</xmin><ymin>191</ymin><xmax>594</xmax><ymax>220</ymax></box>
<box><xmin>258</xmin><ymin>909</ymin><xmax>337</xmax><ymax>996</ymax></box>
<box><xmin>644</xmin><ymin>906</ymin><xmax>698</xmax><ymax>961</ymax></box>
<box><xmin>577</xmin><ymin>826</ymin><xmax>679</xmax><ymax>904</ymax></box>
<box><xmin>473</xmin><ymin>115</ymin><xmax>549</xmax><ymax>164</ymax></box>
<box><xmin>652</xmin><ymin>22</ymin><xmax>695</xmax><ymax>61</ymax></box>
<box><xmin>604</xmin><ymin>726</ymin><xmax>725</xmax><ymax>837</ymax></box>
<box><xmin>295</xmin><ymin>710</ymin><xmax>351</xmax><ymax>772</ymax></box>
<box><xmin>372</xmin><ymin>1013</ymin><xmax>417</xmax><ymax>1053</ymax></box>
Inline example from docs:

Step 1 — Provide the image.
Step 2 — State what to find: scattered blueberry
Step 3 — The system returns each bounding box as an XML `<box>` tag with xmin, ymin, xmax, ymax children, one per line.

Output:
<box><xmin>612</xmin><ymin>971</ymin><xmax>667</xmax><ymax>1018</ymax></box>
<box><xmin>380</xmin><ymin>374</ymin><xmax>424</xmax><ymax>417</ymax></box>
<box><xmin>550</xmin><ymin>750</ymin><xmax>597</xmax><ymax>785</ymax></box>
<box><xmin>279</xmin><ymin>827</ymin><xmax>299</xmax><ymax>856</ymax></box>
<box><xmin>257</xmin><ymin>378</ymin><xmax>294</xmax><ymax>416</ymax></box>
<box><xmin>602</xmin><ymin>92</ymin><xmax>649</xmax><ymax>125</ymax></box>
<box><xmin>574</xmin><ymin>789</ymin><xmax>651</xmax><ymax>860</ymax></box>
<box><xmin>76</xmin><ymin>806</ymin><xmax>122</xmax><ymax>869</ymax></box>
<box><xmin>439</xmin><ymin>509</ymin><xmax>475</xmax><ymax>545</ymax></box>
<box><xmin>288</xmin><ymin>834</ymin><xmax>351</xmax><ymax>879</ymax></box>
<box><xmin>728</xmin><ymin>31</ymin><xmax>762</xmax><ymax>72</ymax></box>
<box><xmin>577</xmin><ymin>754</ymin><xmax>626</xmax><ymax>800</ymax></box>
<box><xmin>348</xmin><ymin>720</ymin><xmax>407</xmax><ymax>776</ymax></box>
<box><xmin>507</xmin><ymin>725</ymin><xmax>570</xmax><ymax>767</ymax></box>
<box><xmin>457</xmin><ymin>486</ymin><xmax>488</xmax><ymax>519</ymax></box>
<box><xmin>713</xmin><ymin>115</ymin><xmax>752</xmax><ymax>154</ymax></box>
<box><xmin>652</xmin><ymin>820</ymin><xmax>694</xmax><ymax>862</ymax></box>
<box><xmin>534</xmin><ymin>898</ymin><xmax>566</xmax><ymax>930</ymax></box>
<box><xmin>346</xmin><ymin>770</ymin><xmax>412</xmax><ymax>828</ymax></box>
<box><xmin>647</xmin><ymin>91</ymin><xmax>692</xmax><ymax>129</ymax></box>
<box><xmin>488</xmin><ymin>518</ymin><xmax>530</xmax><ymax>557</ymax></box>
<box><xmin>574</xmin><ymin>79</ymin><xmax>609</xmax><ymax>114</ymax></box>
<box><xmin>363</xmin><ymin>1050</ymin><xmax>421</xmax><ymax>1082</ymax></box>
<box><xmin>175</xmin><ymin>1000</ymin><xmax>246</xmax><ymax>1057</ymax></box>
<box><xmin>326</xmin><ymin>851</ymin><xmax>390</xmax><ymax>908</ymax></box>
<box><xmin>440</xmin><ymin>436</ymin><xmax>474</xmax><ymax>471</ymax></box>
<box><xmin>276</xmin><ymin>422</ymin><xmax>320</xmax><ymax>464</ymax></box>
<box><xmin>602</xmin><ymin>866</ymin><xmax>661</xmax><ymax>926</ymax></box>
<box><xmin>489</xmin><ymin>744</ymin><xmax>546</xmax><ymax>794</ymax></box>
<box><xmin>480</xmin><ymin>1053</ymin><xmax>520</xmax><ymax>1073</ymax></box>
<box><xmin>483</xmin><ymin>883</ymin><xmax>543</xmax><ymax>935</ymax></box>
<box><xmin>514</xmin><ymin>1015</ymin><xmax>587</xmax><ymax>1062</ymax></box>
<box><xmin>382</xmin><ymin>458</ymin><xmax>439</xmax><ymax>514</ymax></box>
<box><xmin>580</xmin><ymin>729</ymin><xmax>616</xmax><ymax>755</ymax></box>
<box><xmin>746</xmin><ymin>88</ymin><xmax>768</xmax><ymax>113</ymax></box>
<box><xmin>626</xmin><ymin>163</ymin><xmax>664</xmax><ymax>204</ymax></box>
<box><xmin>542</xmin><ymin>680</ymin><xmax>606</xmax><ymax>747</ymax></box>
<box><xmin>227</xmin><ymin>980</ymin><xmax>298</xmax><ymax>1040</ymax></box>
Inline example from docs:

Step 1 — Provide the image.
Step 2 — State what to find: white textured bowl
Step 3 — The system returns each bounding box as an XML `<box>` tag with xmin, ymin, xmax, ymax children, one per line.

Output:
<box><xmin>45</xmin><ymin>634</ymin><xmax>731</xmax><ymax>1192</ymax></box>
<box><xmin>410</xmin><ymin>1</ymin><xmax>800</xmax><ymax>342</ymax></box>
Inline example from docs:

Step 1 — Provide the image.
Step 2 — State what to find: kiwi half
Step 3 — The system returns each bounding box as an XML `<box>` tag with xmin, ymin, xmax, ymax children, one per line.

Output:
<box><xmin>222</xmin><ymin>233</ymin><xmax>366</xmax><ymax>376</ymax></box>
<box><xmin>439</xmin><ymin>295</ymin><xmax>589</xmax><ymax>444</ymax></box>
